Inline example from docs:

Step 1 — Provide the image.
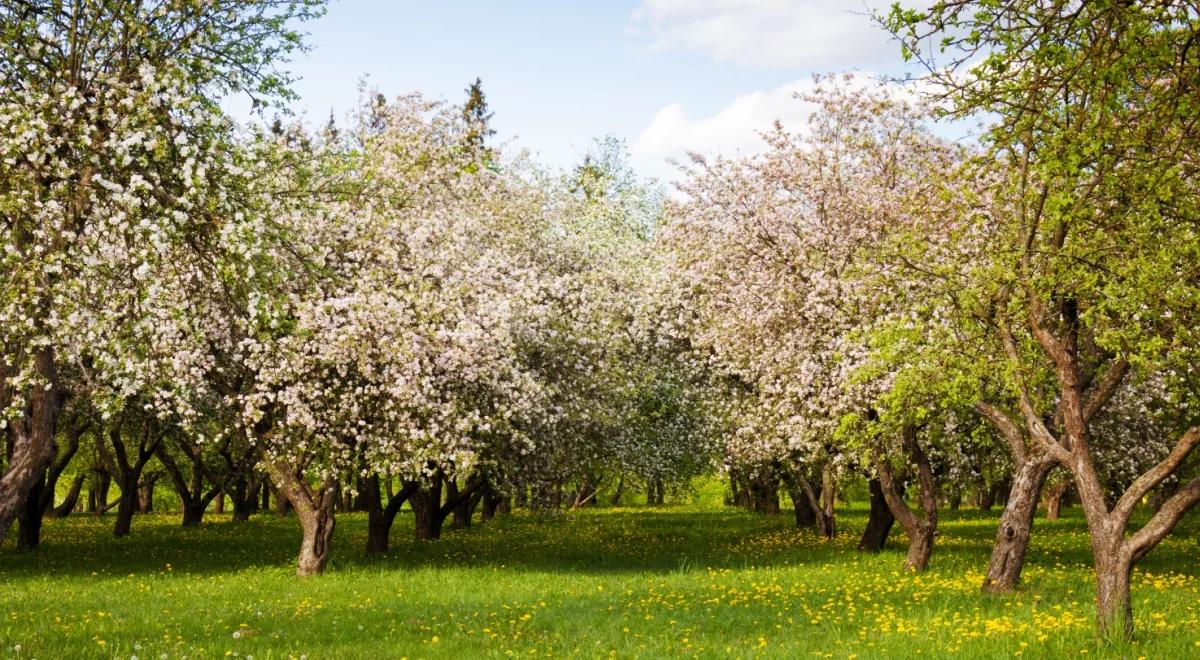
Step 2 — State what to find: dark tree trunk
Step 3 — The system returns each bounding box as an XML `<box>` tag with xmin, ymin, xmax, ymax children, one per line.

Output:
<box><xmin>113</xmin><ymin>476</ymin><xmax>139</xmax><ymax>538</ymax></box>
<box><xmin>496</xmin><ymin>497</ymin><xmax>511</xmax><ymax>515</ymax></box>
<box><xmin>948</xmin><ymin>492</ymin><xmax>962</xmax><ymax>511</ymax></box>
<box><xmin>137</xmin><ymin>474</ymin><xmax>158</xmax><ymax>513</ymax></box>
<box><xmin>52</xmin><ymin>474</ymin><xmax>85</xmax><ymax>517</ymax></box>
<box><xmin>858</xmin><ymin>478</ymin><xmax>896</xmax><ymax>553</ymax></box>
<box><xmin>611</xmin><ymin>475</ymin><xmax>625</xmax><ymax>506</ymax></box>
<box><xmin>448</xmin><ymin>479</ymin><xmax>472</xmax><ymax>528</ymax></box>
<box><xmin>261</xmin><ymin>482</ymin><xmax>270</xmax><ymax>510</ymax></box>
<box><xmin>229</xmin><ymin>478</ymin><xmax>261</xmax><ymax>522</ymax></box>
<box><xmin>481</xmin><ymin>491</ymin><xmax>500</xmax><ymax>521</ymax></box>
<box><xmin>0</xmin><ymin>347</ymin><xmax>59</xmax><ymax>544</ymax></box>
<box><xmin>411</xmin><ymin>474</ymin><xmax>444</xmax><ymax>540</ymax></box>
<box><xmin>982</xmin><ymin>457</ymin><xmax>1055</xmax><ymax>593</ymax></box>
<box><xmin>364</xmin><ymin>476</ymin><xmax>416</xmax><ymax>555</ymax></box>
<box><xmin>15</xmin><ymin>474</ymin><xmax>46</xmax><ymax>549</ymax></box>
<box><xmin>787</xmin><ymin>483</ymin><xmax>816</xmax><ymax>528</ymax></box>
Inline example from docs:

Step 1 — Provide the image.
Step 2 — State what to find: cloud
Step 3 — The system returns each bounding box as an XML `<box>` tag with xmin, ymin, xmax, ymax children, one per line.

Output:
<box><xmin>627</xmin><ymin>0</ymin><xmax>917</xmax><ymax>70</ymax></box>
<box><xmin>633</xmin><ymin>76</ymin><xmax>897</xmax><ymax>179</ymax></box>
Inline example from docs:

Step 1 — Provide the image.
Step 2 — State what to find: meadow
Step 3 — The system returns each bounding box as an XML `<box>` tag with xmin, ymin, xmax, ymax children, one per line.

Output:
<box><xmin>2</xmin><ymin>483</ymin><xmax>1199</xmax><ymax>659</ymax></box>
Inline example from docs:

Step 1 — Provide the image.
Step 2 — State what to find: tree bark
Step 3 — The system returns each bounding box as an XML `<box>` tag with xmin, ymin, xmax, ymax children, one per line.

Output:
<box><xmin>0</xmin><ymin>347</ymin><xmax>60</xmax><ymax>544</ymax></box>
<box><xmin>797</xmin><ymin>477</ymin><xmax>834</xmax><ymax>539</ymax></box>
<box><xmin>876</xmin><ymin>425</ymin><xmax>937</xmax><ymax>571</ymax></box>
<box><xmin>364</xmin><ymin>476</ymin><xmax>416</xmax><ymax>556</ymax></box>
<box><xmin>858</xmin><ymin>478</ymin><xmax>896</xmax><ymax>553</ymax></box>
<box><xmin>1045</xmin><ymin>481</ymin><xmax>1068</xmax><ymax>520</ymax></box>
<box><xmin>786</xmin><ymin>482</ymin><xmax>816</xmax><ymax>528</ymax></box>
<box><xmin>15</xmin><ymin>474</ymin><xmax>46</xmax><ymax>549</ymax></box>
<box><xmin>52</xmin><ymin>474</ymin><xmax>85</xmax><ymax>517</ymax></box>
<box><xmin>268</xmin><ymin>463</ymin><xmax>338</xmax><ymax>576</ymax></box>
<box><xmin>982</xmin><ymin>457</ymin><xmax>1055</xmax><ymax>593</ymax></box>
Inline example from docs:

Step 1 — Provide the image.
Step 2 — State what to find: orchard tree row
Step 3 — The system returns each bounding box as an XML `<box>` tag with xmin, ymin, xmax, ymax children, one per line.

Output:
<box><xmin>3</xmin><ymin>0</ymin><xmax>1199</xmax><ymax>643</ymax></box>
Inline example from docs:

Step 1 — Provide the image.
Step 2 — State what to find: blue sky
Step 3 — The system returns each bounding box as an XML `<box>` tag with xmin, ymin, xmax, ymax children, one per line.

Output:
<box><xmin>275</xmin><ymin>1</ymin><xmax>922</xmax><ymax>181</ymax></box>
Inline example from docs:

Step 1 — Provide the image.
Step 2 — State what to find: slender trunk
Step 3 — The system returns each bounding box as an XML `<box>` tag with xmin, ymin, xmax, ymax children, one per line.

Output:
<box><xmin>798</xmin><ymin>477</ymin><xmax>833</xmax><ymax>539</ymax></box>
<box><xmin>1045</xmin><ymin>481</ymin><xmax>1068</xmax><ymax>520</ymax></box>
<box><xmin>52</xmin><ymin>474</ymin><xmax>85</xmax><ymax>517</ymax></box>
<box><xmin>982</xmin><ymin>457</ymin><xmax>1054</xmax><ymax>593</ymax></box>
<box><xmin>214</xmin><ymin>492</ymin><xmax>224</xmax><ymax>514</ymax></box>
<box><xmin>611</xmin><ymin>475</ymin><xmax>625</xmax><ymax>506</ymax></box>
<box><xmin>820</xmin><ymin>464</ymin><xmax>837</xmax><ymax>538</ymax></box>
<box><xmin>858</xmin><ymin>478</ymin><xmax>896</xmax><ymax>553</ymax></box>
<box><xmin>481</xmin><ymin>491</ymin><xmax>500</xmax><ymax>521</ymax></box>
<box><xmin>876</xmin><ymin>425</ymin><xmax>938</xmax><ymax>571</ymax></box>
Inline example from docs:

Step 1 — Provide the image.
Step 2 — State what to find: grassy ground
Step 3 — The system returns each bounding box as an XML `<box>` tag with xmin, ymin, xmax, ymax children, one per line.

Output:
<box><xmin>2</xmin><ymin>483</ymin><xmax>1199</xmax><ymax>659</ymax></box>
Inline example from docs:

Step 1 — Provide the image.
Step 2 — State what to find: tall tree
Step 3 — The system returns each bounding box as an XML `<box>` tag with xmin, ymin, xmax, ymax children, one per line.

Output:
<box><xmin>0</xmin><ymin>0</ymin><xmax>323</xmax><ymax>544</ymax></box>
<box><xmin>888</xmin><ymin>0</ymin><xmax>1200</xmax><ymax>638</ymax></box>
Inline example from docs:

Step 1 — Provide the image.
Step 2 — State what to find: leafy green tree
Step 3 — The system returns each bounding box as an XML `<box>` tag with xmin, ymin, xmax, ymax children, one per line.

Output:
<box><xmin>887</xmin><ymin>0</ymin><xmax>1200</xmax><ymax>637</ymax></box>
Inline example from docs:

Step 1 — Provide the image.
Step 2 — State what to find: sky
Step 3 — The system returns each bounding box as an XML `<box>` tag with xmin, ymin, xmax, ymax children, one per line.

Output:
<box><xmin>269</xmin><ymin>1</ymin><xmax>928</xmax><ymax>182</ymax></box>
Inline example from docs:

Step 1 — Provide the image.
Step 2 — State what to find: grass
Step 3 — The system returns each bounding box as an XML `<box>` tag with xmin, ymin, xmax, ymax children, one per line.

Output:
<box><xmin>2</xmin><ymin>482</ymin><xmax>1200</xmax><ymax>658</ymax></box>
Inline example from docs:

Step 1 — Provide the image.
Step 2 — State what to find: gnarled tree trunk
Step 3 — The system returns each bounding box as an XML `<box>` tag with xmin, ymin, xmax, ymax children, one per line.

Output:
<box><xmin>268</xmin><ymin>463</ymin><xmax>338</xmax><ymax>576</ymax></box>
<box><xmin>876</xmin><ymin>425</ymin><xmax>938</xmax><ymax>572</ymax></box>
<box><xmin>0</xmin><ymin>347</ymin><xmax>60</xmax><ymax>544</ymax></box>
<box><xmin>982</xmin><ymin>457</ymin><xmax>1055</xmax><ymax>592</ymax></box>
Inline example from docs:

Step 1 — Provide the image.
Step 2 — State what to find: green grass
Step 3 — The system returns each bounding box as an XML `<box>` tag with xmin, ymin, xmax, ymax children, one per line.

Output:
<box><xmin>2</xmin><ymin>489</ymin><xmax>1200</xmax><ymax>659</ymax></box>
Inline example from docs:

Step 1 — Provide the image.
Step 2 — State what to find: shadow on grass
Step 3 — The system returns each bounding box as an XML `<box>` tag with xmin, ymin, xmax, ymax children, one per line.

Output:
<box><xmin>3</xmin><ymin>503</ymin><xmax>1197</xmax><ymax>580</ymax></box>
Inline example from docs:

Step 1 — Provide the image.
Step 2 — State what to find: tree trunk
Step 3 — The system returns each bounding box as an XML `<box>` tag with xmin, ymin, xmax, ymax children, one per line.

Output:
<box><xmin>481</xmin><ymin>491</ymin><xmax>500</xmax><ymax>521</ymax></box>
<box><xmin>15</xmin><ymin>474</ymin><xmax>46</xmax><ymax>549</ymax></box>
<box><xmin>1045</xmin><ymin>481</ymin><xmax>1068</xmax><ymax>520</ymax></box>
<box><xmin>0</xmin><ymin>347</ymin><xmax>59</xmax><ymax>544</ymax></box>
<box><xmin>858</xmin><ymin>478</ymin><xmax>896</xmax><ymax>553</ymax></box>
<box><xmin>214</xmin><ymin>492</ymin><xmax>224</xmax><ymax>514</ymax></box>
<box><xmin>267</xmin><ymin>463</ymin><xmax>338</xmax><ymax>576</ymax></box>
<box><xmin>364</xmin><ymin>476</ymin><xmax>416</xmax><ymax>556</ymax></box>
<box><xmin>296</xmin><ymin>498</ymin><xmax>336</xmax><ymax>576</ymax></box>
<box><xmin>1094</xmin><ymin>543</ymin><xmax>1133</xmax><ymax>639</ymax></box>
<box><xmin>411</xmin><ymin>475</ymin><xmax>444</xmax><ymax>540</ymax></box>
<box><xmin>230</xmin><ymin>479</ymin><xmax>259</xmax><ymax>521</ymax></box>
<box><xmin>496</xmin><ymin>497</ymin><xmax>511</xmax><ymax>515</ymax></box>
<box><xmin>982</xmin><ymin>457</ymin><xmax>1055</xmax><ymax>593</ymax></box>
<box><xmin>113</xmin><ymin>476</ymin><xmax>139</xmax><ymax>538</ymax></box>
<box><xmin>797</xmin><ymin>477</ymin><xmax>834</xmax><ymax>539</ymax></box>
<box><xmin>820</xmin><ymin>464</ymin><xmax>837</xmax><ymax>538</ymax></box>
<box><xmin>52</xmin><ymin>474</ymin><xmax>85</xmax><ymax>517</ymax></box>
<box><xmin>137</xmin><ymin>477</ymin><xmax>156</xmax><ymax>513</ymax></box>
<box><xmin>787</xmin><ymin>483</ymin><xmax>816</xmax><ymax>528</ymax></box>
<box><xmin>181</xmin><ymin>501</ymin><xmax>206</xmax><ymax>527</ymax></box>
<box><xmin>876</xmin><ymin>425</ymin><xmax>938</xmax><ymax>572</ymax></box>
<box><xmin>611</xmin><ymin>475</ymin><xmax>625</xmax><ymax>506</ymax></box>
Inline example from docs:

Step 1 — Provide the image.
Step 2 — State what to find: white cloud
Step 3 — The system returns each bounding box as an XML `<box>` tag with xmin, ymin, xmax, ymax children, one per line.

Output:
<box><xmin>631</xmin><ymin>77</ymin><xmax>855</xmax><ymax>179</ymax></box>
<box><xmin>627</xmin><ymin>0</ymin><xmax>919</xmax><ymax>70</ymax></box>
